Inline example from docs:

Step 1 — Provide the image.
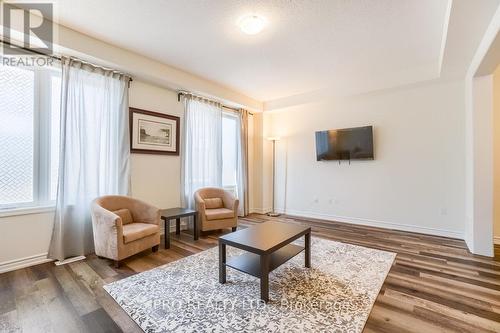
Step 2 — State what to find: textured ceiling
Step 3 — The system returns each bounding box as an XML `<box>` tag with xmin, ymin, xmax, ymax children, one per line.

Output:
<box><xmin>51</xmin><ymin>0</ymin><xmax>450</xmax><ymax>101</ymax></box>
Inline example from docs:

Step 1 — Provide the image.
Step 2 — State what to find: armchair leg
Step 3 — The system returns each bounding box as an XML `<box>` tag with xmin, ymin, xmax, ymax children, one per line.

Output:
<box><xmin>232</xmin><ymin>227</ymin><xmax>237</xmax><ymax>232</ymax></box>
<box><xmin>152</xmin><ymin>245</ymin><xmax>159</xmax><ymax>252</ymax></box>
<box><xmin>114</xmin><ymin>260</ymin><xmax>120</xmax><ymax>268</ymax></box>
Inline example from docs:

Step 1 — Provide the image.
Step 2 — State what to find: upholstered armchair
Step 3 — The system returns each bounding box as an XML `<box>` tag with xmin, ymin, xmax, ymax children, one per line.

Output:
<box><xmin>91</xmin><ymin>195</ymin><xmax>161</xmax><ymax>267</ymax></box>
<box><xmin>194</xmin><ymin>187</ymin><xmax>239</xmax><ymax>232</ymax></box>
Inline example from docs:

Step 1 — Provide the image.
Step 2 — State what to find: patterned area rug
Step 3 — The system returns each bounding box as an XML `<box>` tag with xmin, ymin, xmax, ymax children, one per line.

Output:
<box><xmin>104</xmin><ymin>237</ymin><xmax>395</xmax><ymax>332</ymax></box>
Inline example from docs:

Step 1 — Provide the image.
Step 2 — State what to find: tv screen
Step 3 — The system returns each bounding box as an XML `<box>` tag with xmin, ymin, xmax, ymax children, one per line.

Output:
<box><xmin>315</xmin><ymin>126</ymin><xmax>374</xmax><ymax>161</ymax></box>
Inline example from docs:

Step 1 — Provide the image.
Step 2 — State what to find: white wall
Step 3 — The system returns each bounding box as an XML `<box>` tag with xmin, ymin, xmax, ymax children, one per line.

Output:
<box><xmin>494</xmin><ymin>66</ymin><xmax>500</xmax><ymax>244</ymax></box>
<box><xmin>250</xmin><ymin>112</ymin><xmax>274</xmax><ymax>214</ymax></box>
<box><xmin>129</xmin><ymin>81</ymin><xmax>183</xmax><ymax>209</ymax></box>
<box><xmin>463</xmin><ymin>5</ymin><xmax>500</xmax><ymax>256</ymax></box>
<box><xmin>243</xmin><ymin>112</ymin><xmax>269</xmax><ymax>215</ymax></box>
<box><xmin>471</xmin><ymin>75</ymin><xmax>494</xmax><ymax>255</ymax></box>
<box><xmin>263</xmin><ymin>79</ymin><xmax>466</xmax><ymax>238</ymax></box>
<box><xmin>0</xmin><ymin>209</ymin><xmax>54</xmax><ymax>272</ymax></box>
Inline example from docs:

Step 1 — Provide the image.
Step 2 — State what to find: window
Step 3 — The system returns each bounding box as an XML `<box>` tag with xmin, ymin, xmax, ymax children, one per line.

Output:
<box><xmin>222</xmin><ymin>112</ymin><xmax>239</xmax><ymax>195</ymax></box>
<box><xmin>0</xmin><ymin>64</ymin><xmax>61</xmax><ymax>209</ymax></box>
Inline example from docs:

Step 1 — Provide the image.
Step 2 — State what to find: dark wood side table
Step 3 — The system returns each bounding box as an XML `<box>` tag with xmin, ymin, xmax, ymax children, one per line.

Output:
<box><xmin>160</xmin><ymin>208</ymin><xmax>198</xmax><ymax>249</ymax></box>
<box><xmin>218</xmin><ymin>221</ymin><xmax>311</xmax><ymax>303</ymax></box>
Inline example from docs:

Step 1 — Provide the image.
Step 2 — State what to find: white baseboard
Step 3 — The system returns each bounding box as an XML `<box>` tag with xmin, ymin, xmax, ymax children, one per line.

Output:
<box><xmin>274</xmin><ymin>208</ymin><xmax>464</xmax><ymax>240</ymax></box>
<box><xmin>494</xmin><ymin>236</ymin><xmax>500</xmax><ymax>245</ymax></box>
<box><xmin>0</xmin><ymin>253</ymin><xmax>53</xmax><ymax>274</ymax></box>
<box><xmin>249</xmin><ymin>207</ymin><xmax>272</xmax><ymax>214</ymax></box>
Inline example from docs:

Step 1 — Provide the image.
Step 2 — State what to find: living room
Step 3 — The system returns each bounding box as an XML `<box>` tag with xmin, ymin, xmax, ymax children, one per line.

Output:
<box><xmin>0</xmin><ymin>1</ymin><xmax>500</xmax><ymax>332</ymax></box>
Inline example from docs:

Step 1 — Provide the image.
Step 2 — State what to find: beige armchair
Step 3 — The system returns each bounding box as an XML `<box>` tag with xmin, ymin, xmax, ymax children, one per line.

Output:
<box><xmin>194</xmin><ymin>187</ymin><xmax>239</xmax><ymax>232</ymax></box>
<box><xmin>91</xmin><ymin>195</ymin><xmax>160</xmax><ymax>267</ymax></box>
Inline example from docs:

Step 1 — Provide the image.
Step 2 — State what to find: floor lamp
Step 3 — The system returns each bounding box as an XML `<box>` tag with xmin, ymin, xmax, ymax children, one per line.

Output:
<box><xmin>267</xmin><ymin>137</ymin><xmax>281</xmax><ymax>217</ymax></box>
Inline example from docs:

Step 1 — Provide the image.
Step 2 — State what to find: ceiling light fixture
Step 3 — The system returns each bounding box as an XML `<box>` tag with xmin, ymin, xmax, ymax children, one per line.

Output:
<box><xmin>238</xmin><ymin>15</ymin><xmax>266</xmax><ymax>35</ymax></box>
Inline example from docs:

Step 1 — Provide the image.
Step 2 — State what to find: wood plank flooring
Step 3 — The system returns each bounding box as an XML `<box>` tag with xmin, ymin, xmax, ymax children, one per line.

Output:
<box><xmin>0</xmin><ymin>214</ymin><xmax>499</xmax><ymax>332</ymax></box>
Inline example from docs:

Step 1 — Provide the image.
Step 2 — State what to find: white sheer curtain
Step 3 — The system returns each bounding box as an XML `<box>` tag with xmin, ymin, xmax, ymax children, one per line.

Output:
<box><xmin>48</xmin><ymin>57</ymin><xmax>131</xmax><ymax>261</ymax></box>
<box><xmin>181</xmin><ymin>96</ymin><xmax>223</xmax><ymax>209</ymax></box>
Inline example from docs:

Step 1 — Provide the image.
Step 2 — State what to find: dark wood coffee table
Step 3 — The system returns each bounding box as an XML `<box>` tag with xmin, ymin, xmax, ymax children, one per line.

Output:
<box><xmin>160</xmin><ymin>208</ymin><xmax>198</xmax><ymax>249</ymax></box>
<box><xmin>218</xmin><ymin>221</ymin><xmax>311</xmax><ymax>302</ymax></box>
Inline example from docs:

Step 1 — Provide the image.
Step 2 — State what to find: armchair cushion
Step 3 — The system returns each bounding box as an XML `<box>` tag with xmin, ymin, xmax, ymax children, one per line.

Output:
<box><xmin>204</xmin><ymin>198</ymin><xmax>224</xmax><ymax>209</ymax></box>
<box><xmin>113</xmin><ymin>208</ymin><xmax>133</xmax><ymax>225</ymax></box>
<box><xmin>205</xmin><ymin>208</ymin><xmax>235</xmax><ymax>221</ymax></box>
<box><xmin>123</xmin><ymin>223</ymin><xmax>159</xmax><ymax>244</ymax></box>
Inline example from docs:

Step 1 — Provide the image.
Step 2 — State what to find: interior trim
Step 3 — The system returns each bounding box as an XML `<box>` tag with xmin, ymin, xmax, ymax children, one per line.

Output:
<box><xmin>275</xmin><ymin>208</ymin><xmax>464</xmax><ymax>240</ymax></box>
<box><xmin>0</xmin><ymin>252</ymin><xmax>53</xmax><ymax>274</ymax></box>
<box><xmin>0</xmin><ymin>205</ymin><xmax>55</xmax><ymax>218</ymax></box>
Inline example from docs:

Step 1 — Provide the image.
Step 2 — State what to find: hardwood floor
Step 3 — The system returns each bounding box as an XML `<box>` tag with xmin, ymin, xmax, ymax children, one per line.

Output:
<box><xmin>1</xmin><ymin>214</ymin><xmax>499</xmax><ymax>332</ymax></box>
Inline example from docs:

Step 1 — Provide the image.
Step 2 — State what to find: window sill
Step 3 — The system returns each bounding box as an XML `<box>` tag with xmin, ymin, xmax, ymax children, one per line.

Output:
<box><xmin>0</xmin><ymin>205</ymin><xmax>56</xmax><ymax>218</ymax></box>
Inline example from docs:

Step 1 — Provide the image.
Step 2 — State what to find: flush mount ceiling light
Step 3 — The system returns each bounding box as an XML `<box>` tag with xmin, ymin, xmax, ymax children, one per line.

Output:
<box><xmin>238</xmin><ymin>15</ymin><xmax>266</xmax><ymax>35</ymax></box>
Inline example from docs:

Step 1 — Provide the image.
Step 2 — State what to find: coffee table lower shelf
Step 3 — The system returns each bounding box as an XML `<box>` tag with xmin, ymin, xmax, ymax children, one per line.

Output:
<box><xmin>225</xmin><ymin>243</ymin><xmax>304</xmax><ymax>278</ymax></box>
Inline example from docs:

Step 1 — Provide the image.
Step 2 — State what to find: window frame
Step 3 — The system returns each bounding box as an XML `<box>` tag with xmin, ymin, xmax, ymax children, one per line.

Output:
<box><xmin>0</xmin><ymin>65</ymin><xmax>61</xmax><ymax>211</ymax></box>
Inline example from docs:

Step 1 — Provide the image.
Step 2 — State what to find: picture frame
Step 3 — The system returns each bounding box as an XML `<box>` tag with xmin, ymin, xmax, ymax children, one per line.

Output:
<box><xmin>129</xmin><ymin>107</ymin><xmax>180</xmax><ymax>155</ymax></box>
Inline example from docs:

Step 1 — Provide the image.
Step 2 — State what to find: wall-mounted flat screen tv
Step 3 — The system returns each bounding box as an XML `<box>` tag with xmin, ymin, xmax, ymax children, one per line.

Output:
<box><xmin>315</xmin><ymin>126</ymin><xmax>374</xmax><ymax>161</ymax></box>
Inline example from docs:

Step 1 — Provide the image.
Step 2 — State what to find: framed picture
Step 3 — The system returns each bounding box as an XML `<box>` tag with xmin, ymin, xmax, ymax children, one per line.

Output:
<box><xmin>129</xmin><ymin>107</ymin><xmax>180</xmax><ymax>155</ymax></box>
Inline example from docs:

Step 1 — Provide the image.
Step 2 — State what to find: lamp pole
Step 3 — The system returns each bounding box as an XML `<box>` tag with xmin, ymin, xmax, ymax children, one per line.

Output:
<box><xmin>267</xmin><ymin>137</ymin><xmax>280</xmax><ymax>217</ymax></box>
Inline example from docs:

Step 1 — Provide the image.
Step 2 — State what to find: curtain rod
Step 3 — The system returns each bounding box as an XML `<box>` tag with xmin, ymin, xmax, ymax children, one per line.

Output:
<box><xmin>0</xmin><ymin>38</ymin><xmax>133</xmax><ymax>82</ymax></box>
<box><xmin>177</xmin><ymin>91</ymin><xmax>254</xmax><ymax>115</ymax></box>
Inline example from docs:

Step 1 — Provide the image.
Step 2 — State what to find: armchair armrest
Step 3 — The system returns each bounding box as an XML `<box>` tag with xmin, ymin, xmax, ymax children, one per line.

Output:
<box><xmin>194</xmin><ymin>192</ymin><xmax>206</xmax><ymax>212</ymax></box>
<box><xmin>221</xmin><ymin>191</ymin><xmax>239</xmax><ymax>213</ymax></box>
<box><xmin>129</xmin><ymin>198</ymin><xmax>160</xmax><ymax>225</ymax></box>
<box><xmin>232</xmin><ymin>199</ymin><xmax>240</xmax><ymax>214</ymax></box>
<box><xmin>91</xmin><ymin>202</ymin><xmax>123</xmax><ymax>231</ymax></box>
<box><xmin>91</xmin><ymin>201</ymin><xmax>123</xmax><ymax>260</ymax></box>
